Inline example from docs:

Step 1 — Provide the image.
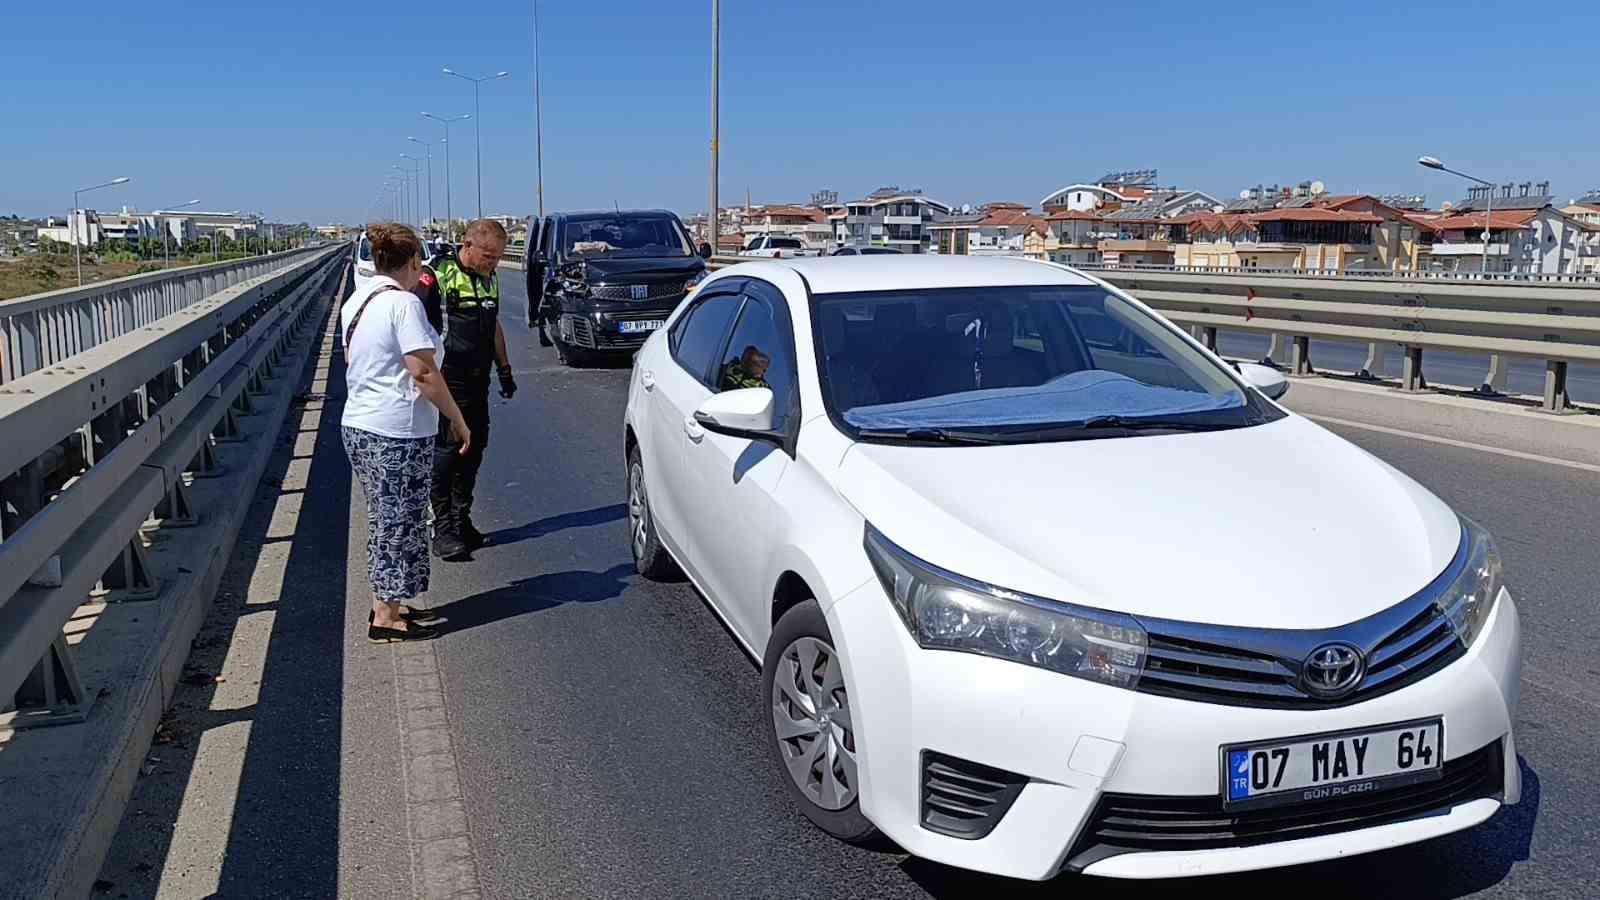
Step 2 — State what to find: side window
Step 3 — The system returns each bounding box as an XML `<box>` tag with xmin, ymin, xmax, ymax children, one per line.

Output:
<box><xmin>671</xmin><ymin>294</ymin><xmax>743</xmax><ymax>384</ymax></box>
<box><xmin>538</xmin><ymin>218</ymin><xmax>555</xmax><ymax>257</ymax></box>
<box><xmin>714</xmin><ymin>295</ymin><xmax>795</xmax><ymax>430</ymax></box>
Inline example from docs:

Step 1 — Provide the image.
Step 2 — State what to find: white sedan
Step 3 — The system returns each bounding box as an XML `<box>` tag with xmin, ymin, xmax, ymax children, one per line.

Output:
<box><xmin>621</xmin><ymin>256</ymin><xmax>1521</xmax><ymax>881</ymax></box>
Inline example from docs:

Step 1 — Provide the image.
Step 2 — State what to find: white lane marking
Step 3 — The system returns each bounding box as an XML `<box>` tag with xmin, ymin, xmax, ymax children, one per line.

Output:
<box><xmin>1307</xmin><ymin>414</ymin><xmax>1600</xmax><ymax>474</ymax></box>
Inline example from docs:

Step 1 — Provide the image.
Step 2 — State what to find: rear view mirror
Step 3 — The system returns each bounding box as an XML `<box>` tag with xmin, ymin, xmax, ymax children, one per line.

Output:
<box><xmin>694</xmin><ymin>388</ymin><xmax>777</xmax><ymax>440</ymax></box>
<box><xmin>1238</xmin><ymin>362</ymin><xmax>1289</xmax><ymax>400</ymax></box>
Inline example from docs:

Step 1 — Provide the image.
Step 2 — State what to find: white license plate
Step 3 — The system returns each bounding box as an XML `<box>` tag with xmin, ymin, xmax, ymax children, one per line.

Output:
<box><xmin>1221</xmin><ymin>718</ymin><xmax>1444</xmax><ymax>811</ymax></box>
<box><xmin>618</xmin><ymin>320</ymin><xmax>664</xmax><ymax>334</ymax></box>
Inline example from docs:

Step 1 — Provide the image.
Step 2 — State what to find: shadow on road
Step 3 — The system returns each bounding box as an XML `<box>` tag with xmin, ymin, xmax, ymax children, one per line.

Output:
<box><xmin>482</xmin><ymin>503</ymin><xmax>627</xmax><ymax>548</ymax></box>
<box><xmin>902</xmin><ymin>755</ymin><xmax>1540</xmax><ymax>899</ymax></box>
<box><xmin>428</xmin><ymin>563</ymin><xmax>636</xmax><ymax>633</ymax></box>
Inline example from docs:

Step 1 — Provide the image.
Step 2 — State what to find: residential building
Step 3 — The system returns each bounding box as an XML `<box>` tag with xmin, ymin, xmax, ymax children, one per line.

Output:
<box><xmin>928</xmin><ymin>202</ymin><xmax>1048</xmax><ymax>257</ymax></box>
<box><xmin>1042</xmin><ymin>210</ymin><xmax>1109</xmax><ymax>266</ymax></box>
<box><xmin>1172</xmin><ymin>206</ymin><xmax>1383</xmax><ymax>271</ymax></box>
<box><xmin>1562</xmin><ymin>189</ymin><xmax>1600</xmax><ymax>228</ymax></box>
<box><xmin>837</xmin><ymin>187</ymin><xmax>952</xmax><ymax>253</ymax></box>
<box><xmin>1427</xmin><ymin>207</ymin><xmax>1589</xmax><ymax>275</ymax></box>
<box><xmin>1040</xmin><ymin>169</ymin><xmax>1159</xmax><ymax>213</ymax></box>
<box><xmin>739</xmin><ymin>205</ymin><xmax>833</xmax><ymax>252</ymax></box>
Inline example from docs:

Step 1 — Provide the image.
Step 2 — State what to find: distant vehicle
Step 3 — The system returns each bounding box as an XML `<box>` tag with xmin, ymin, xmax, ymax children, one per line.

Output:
<box><xmin>741</xmin><ymin>235</ymin><xmax>817</xmax><ymax>259</ymax></box>
<box><xmin>830</xmin><ymin>245</ymin><xmax>902</xmax><ymax>256</ymax></box>
<box><xmin>353</xmin><ymin>231</ymin><xmax>375</xmax><ymax>291</ymax></box>
<box><xmin>524</xmin><ymin>210</ymin><xmax>710</xmax><ymax>366</ymax></box>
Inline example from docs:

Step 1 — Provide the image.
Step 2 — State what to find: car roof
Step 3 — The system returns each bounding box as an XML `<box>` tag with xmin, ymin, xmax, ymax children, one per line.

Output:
<box><xmin>739</xmin><ymin>255</ymin><xmax>1099</xmax><ymax>295</ymax></box>
<box><xmin>552</xmin><ymin>209</ymin><xmax>680</xmax><ymax>219</ymax></box>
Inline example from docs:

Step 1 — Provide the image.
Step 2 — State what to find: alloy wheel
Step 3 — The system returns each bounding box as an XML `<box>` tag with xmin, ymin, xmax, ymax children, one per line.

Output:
<box><xmin>771</xmin><ymin>636</ymin><xmax>859</xmax><ymax>810</ymax></box>
<box><xmin>627</xmin><ymin>462</ymin><xmax>649</xmax><ymax>561</ymax></box>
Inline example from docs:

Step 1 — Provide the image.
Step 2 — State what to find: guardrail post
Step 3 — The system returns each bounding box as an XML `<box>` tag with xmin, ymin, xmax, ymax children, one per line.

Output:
<box><xmin>1</xmin><ymin>635</ymin><xmax>90</xmax><ymax>731</ymax></box>
<box><xmin>1543</xmin><ymin>360</ymin><xmax>1571</xmax><ymax>412</ymax></box>
<box><xmin>1358</xmin><ymin>342</ymin><xmax>1386</xmax><ymax>380</ymax></box>
<box><xmin>190</xmin><ymin>437</ymin><xmax>225</xmax><ymax>479</ymax></box>
<box><xmin>1290</xmin><ymin>336</ymin><xmax>1314</xmax><ymax>376</ymax></box>
<box><xmin>151</xmin><ymin>475</ymin><xmax>198</xmax><ymax>528</ymax></box>
<box><xmin>1201</xmin><ymin>326</ymin><xmax>1218</xmax><ymax>351</ymax></box>
<box><xmin>1400</xmin><ymin>347</ymin><xmax>1427</xmax><ymax>391</ymax></box>
<box><xmin>98</xmin><ymin>537</ymin><xmax>158</xmax><ymax>602</ymax></box>
<box><xmin>1476</xmin><ymin>354</ymin><xmax>1509</xmax><ymax>397</ymax></box>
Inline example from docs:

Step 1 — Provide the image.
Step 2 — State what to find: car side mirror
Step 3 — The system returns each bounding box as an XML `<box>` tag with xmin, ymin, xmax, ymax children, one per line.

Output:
<box><xmin>1238</xmin><ymin>362</ymin><xmax>1289</xmax><ymax>400</ymax></box>
<box><xmin>698</xmin><ymin>241</ymin><xmax>713</xmax><ymax>259</ymax></box>
<box><xmin>693</xmin><ymin>388</ymin><xmax>778</xmax><ymax>441</ymax></box>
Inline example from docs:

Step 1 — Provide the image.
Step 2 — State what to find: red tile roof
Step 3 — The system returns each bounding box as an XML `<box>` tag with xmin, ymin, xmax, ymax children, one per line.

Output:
<box><xmin>1429</xmin><ymin>210</ymin><xmax>1541</xmax><ymax>230</ymax></box>
<box><xmin>759</xmin><ymin>205</ymin><xmax>826</xmax><ymax>222</ymax></box>
<box><xmin>1249</xmin><ymin>207</ymin><xmax>1383</xmax><ymax>224</ymax></box>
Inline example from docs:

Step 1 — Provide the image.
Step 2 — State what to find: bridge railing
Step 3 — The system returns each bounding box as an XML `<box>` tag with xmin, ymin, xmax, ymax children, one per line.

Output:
<box><xmin>1073</xmin><ymin>262</ymin><xmax>1600</xmax><ymax>285</ymax></box>
<box><xmin>0</xmin><ymin>245</ymin><xmax>331</xmax><ymax>385</ymax></box>
<box><xmin>0</xmin><ymin>245</ymin><xmax>348</xmax><ymax>730</ymax></box>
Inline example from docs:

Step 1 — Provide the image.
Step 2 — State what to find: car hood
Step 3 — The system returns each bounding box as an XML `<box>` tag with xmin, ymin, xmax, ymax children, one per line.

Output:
<box><xmin>832</xmin><ymin>415</ymin><xmax>1461</xmax><ymax>629</ymax></box>
<box><xmin>576</xmin><ymin>256</ymin><xmax>705</xmax><ymax>282</ymax></box>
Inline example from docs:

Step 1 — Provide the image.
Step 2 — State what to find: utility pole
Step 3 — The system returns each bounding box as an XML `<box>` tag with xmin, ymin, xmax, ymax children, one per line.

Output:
<box><xmin>708</xmin><ymin>0</ymin><xmax>720</xmax><ymax>255</ymax></box>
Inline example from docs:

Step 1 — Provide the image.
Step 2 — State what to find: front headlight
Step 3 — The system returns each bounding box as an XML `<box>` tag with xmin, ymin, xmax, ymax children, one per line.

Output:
<box><xmin>1436</xmin><ymin>517</ymin><xmax>1503</xmax><ymax>647</ymax></box>
<box><xmin>683</xmin><ymin>270</ymin><xmax>708</xmax><ymax>295</ymax></box>
<box><xmin>558</xmin><ymin>273</ymin><xmax>588</xmax><ymax>295</ymax></box>
<box><xmin>864</xmin><ymin>525</ymin><xmax>1147</xmax><ymax>688</ymax></box>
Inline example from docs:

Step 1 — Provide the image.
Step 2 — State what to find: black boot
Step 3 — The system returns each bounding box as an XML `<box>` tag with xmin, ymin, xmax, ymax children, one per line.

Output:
<box><xmin>432</xmin><ymin>521</ymin><xmax>470</xmax><ymax>561</ymax></box>
<box><xmin>460</xmin><ymin>515</ymin><xmax>486</xmax><ymax>550</ymax></box>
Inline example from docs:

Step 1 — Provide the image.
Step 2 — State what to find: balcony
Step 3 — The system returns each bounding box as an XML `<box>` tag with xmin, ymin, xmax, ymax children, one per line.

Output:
<box><xmin>1429</xmin><ymin>242</ymin><xmax>1512</xmax><ymax>256</ymax></box>
<box><xmin>883</xmin><ymin>215</ymin><xmax>923</xmax><ymax>225</ymax></box>
<box><xmin>1098</xmin><ymin>239</ymin><xmax>1170</xmax><ymax>252</ymax></box>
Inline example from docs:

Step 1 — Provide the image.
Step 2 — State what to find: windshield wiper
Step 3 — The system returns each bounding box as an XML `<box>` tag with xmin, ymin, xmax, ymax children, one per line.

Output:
<box><xmin>854</xmin><ymin>427</ymin><xmax>1012</xmax><ymax>445</ymax></box>
<box><xmin>987</xmin><ymin>415</ymin><xmax>1237</xmax><ymax>441</ymax></box>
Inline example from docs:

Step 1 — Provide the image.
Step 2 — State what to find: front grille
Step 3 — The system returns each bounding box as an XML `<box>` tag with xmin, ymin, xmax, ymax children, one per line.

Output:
<box><xmin>1063</xmin><ymin>740</ymin><xmax>1503</xmax><ymax>871</ymax></box>
<box><xmin>589</xmin><ymin>281</ymin><xmax>685</xmax><ymax>302</ymax></box>
<box><xmin>1136</xmin><ymin>531</ymin><xmax>1472</xmax><ymax>710</ymax></box>
<box><xmin>920</xmin><ymin>751</ymin><xmax>1027</xmax><ymax>839</ymax></box>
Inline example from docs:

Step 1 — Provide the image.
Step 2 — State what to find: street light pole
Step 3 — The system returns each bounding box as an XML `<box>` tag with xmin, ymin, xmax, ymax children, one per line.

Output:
<box><xmin>1419</xmin><ymin>155</ymin><xmax>1495</xmax><ymax>275</ymax></box>
<box><xmin>443</xmin><ymin>68</ymin><xmax>510</xmax><ymax>220</ymax></box>
<box><xmin>157</xmin><ymin>199</ymin><xmax>200</xmax><ymax>269</ymax></box>
<box><xmin>424</xmin><ymin>112</ymin><xmax>470</xmax><ymax>239</ymax></box>
<box><xmin>531</xmin><ymin>0</ymin><xmax>545</xmax><ymax>217</ymax></box>
<box><xmin>709</xmin><ymin>0</ymin><xmax>720</xmax><ymax>256</ymax></box>
<box><xmin>408</xmin><ymin>137</ymin><xmax>435</xmax><ymax>230</ymax></box>
<box><xmin>401</xmin><ymin>157</ymin><xmax>424</xmax><ymax>230</ymax></box>
<box><xmin>72</xmin><ymin>176</ymin><xmax>131</xmax><ymax>286</ymax></box>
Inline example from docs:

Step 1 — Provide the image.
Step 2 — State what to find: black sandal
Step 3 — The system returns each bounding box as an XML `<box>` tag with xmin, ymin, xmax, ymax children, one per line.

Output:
<box><xmin>368</xmin><ymin>621</ymin><xmax>439</xmax><ymax>643</ymax></box>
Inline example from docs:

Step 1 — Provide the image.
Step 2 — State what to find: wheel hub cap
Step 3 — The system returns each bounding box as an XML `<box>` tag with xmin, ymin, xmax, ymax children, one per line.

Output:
<box><xmin>771</xmin><ymin>636</ymin><xmax>858</xmax><ymax>810</ymax></box>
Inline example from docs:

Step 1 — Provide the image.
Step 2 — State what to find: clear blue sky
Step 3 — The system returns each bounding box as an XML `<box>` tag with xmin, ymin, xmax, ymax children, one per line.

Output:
<box><xmin>4</xmin><ymin>2</ymin><xmax>1597</xmax><ymax>225</ymax></box>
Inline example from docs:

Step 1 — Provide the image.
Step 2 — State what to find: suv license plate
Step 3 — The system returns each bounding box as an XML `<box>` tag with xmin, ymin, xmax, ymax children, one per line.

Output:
<box><xmin>619</xmin><ymin>320</ymin><xmax>664</xmax><ymax>334</ymax></box>
<box><xmin>1221</xmin><ymin>717</ymin><xmax>1444</xmax><ymax>811</ymax></box>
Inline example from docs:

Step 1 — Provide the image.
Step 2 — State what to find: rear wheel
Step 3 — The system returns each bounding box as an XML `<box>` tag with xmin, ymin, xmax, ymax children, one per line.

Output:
<box><xmin>627</xmin><ymin>447</ymin><xmax>678</xmax><ymax>580</ymax></box>
<box><xmin>762</xmin><ymin>600</ymin><xmax>879</xmax><ymax>844</ymax></box>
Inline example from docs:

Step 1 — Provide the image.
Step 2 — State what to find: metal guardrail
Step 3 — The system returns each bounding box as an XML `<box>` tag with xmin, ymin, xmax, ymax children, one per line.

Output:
<box><xmin>0</xmin><ymin>245</ymin><xmax>348</xmax><ymax>729</ymax></box>
<box><xmin>0</xmin><ymin>246</ymin><xmax>329</xmax><ymax>386</ymax></box>
<box><xmin>1074</xmin><ymin>262</ymin><xmax>1600</xmax><ymax>285</ymax></box>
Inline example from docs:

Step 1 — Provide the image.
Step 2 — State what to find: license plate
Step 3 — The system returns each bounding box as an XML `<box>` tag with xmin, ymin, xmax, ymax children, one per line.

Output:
<box><xmin>1221</xmin><ymin>717</ymin><xmax>1444</xmax><ymax>811</ymax></box>
<box><xmin>618</xmin><ymin>320</ymin><xmax>664</xmax><ymax>334</ymax></box>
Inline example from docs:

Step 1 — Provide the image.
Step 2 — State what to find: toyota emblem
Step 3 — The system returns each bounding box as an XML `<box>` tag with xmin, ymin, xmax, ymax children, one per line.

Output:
<box><xmin>1301</xmin><ymin>642</ymin><xmax>1365</xmax><ymax>698</ymax></box>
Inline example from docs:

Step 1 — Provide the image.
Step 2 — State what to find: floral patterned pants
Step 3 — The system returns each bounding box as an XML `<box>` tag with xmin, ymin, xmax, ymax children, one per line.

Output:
<box><xmin>342</xmin><ymin>426</ymin><xmax>433</xmax><ymax>602</ymax></box>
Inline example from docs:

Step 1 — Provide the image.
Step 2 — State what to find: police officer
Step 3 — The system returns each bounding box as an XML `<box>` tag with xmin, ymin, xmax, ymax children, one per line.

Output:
<box><xmin>418</xmin><ymin>219</ymin><xmax>516</xmax><ymax>560</ymax></box>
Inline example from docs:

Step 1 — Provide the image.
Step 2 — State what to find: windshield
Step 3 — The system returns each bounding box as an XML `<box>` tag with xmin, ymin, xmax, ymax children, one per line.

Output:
<box><xmin>768</xmin><ymin>237</ymin><xmax>802</xmax><ymax>249</ymax></box>
<box><xmin>560</xmin><ymin>215</ymin><xmax>691</xmax><ymax>259</ymax></box>
<box><xmin>814</xmin><ymin>285</ymin><xmax>1279</xmax><ymax>442</ymax></box>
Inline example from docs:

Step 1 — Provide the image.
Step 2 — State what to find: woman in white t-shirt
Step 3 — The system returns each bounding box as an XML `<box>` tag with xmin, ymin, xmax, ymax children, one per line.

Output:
<box><xmin>340</xmin><ymin>223</ymin><xmax>471</xmax><ymax>642</ymax></box>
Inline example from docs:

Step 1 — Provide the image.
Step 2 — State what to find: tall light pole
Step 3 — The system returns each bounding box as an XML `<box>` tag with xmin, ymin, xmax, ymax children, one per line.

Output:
<box><xmin>442</xmin><ymin>67</ymin><xmax>510</xmax><ymax>219</ymax></box>
<box><xmin>530</xmin><ymin>0</ymin><xmax>545</xmax><ymax>217</ymax></box>
<box><xmin>408</xmin><ymin>137</ymin><xmax>435</xmax><ymax>230</ymax></box>
<box><xmin>73</xmin><ymin>176</ymin><xmax>131</xmax><ymax>286</ymax></box>
<box><xmin>155</xmin><ymin>198</ymin><xmax>200</xmax><ymax>268</ymax></box>
<box><xmin>1419</xmin><ymin>155</ymin><xmax>1495</xmax><ymax>276</ymax></box>
<box><xmin>709</xmin><ymin>0</ymin><xmax>720</xmax><ymax>256</ymax></box>
<box><xmin>424</xmin><ymin>112</ymin><xmax>470</xmax><ymax>238</ymax></box>
<box><xmin>401</xmin><ymin>155</ymin><xmax>424</xmax><ymax>230</ymax></box>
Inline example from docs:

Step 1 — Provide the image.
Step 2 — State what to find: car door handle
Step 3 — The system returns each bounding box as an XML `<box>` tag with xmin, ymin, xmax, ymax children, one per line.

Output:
<box><xmin>640</xmin><ymin>368</ymin><xmax>655</xmax><ymax>391</ymax></box>
<box><xmin>683</xmin><ymin>416</ymin><xmax>705</xmax><ymax>443</ymax></box>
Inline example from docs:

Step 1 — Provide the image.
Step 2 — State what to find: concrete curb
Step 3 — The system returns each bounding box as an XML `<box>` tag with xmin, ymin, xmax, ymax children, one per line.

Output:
<box><xmin>1280</xmin><ymin>376</ymin><xmax>1600</xmax><ymax>467</ymax></box>
<box><xmin>0</xmin><ymin>256</ymin><xmax>346</xmax><ymax>900</ymax></box>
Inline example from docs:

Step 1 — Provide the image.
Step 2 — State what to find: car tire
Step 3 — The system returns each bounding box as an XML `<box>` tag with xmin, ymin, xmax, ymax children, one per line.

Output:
<box><xmin>762</xmin><ymin>599</ymin><xmax>880</xmax><ymax>846</ymax></box>
<box><xmin>626</xmin><ymin>446</ymin><xmax>679</xmax><ymax>580</ymax></box>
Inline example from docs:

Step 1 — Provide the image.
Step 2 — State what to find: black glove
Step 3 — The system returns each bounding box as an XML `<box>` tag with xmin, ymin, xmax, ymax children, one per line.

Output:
<box><xmin>498</xmin><ymin>364</ymin><xmax>517</xmax><ymax>399</ymax></box>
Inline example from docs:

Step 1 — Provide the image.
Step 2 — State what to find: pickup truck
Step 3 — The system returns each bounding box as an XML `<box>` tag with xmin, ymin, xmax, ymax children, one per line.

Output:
<box><xmin>739</xmin><ymin>235</ymin><xmax>818</xmax><ymax>259</ymax></box>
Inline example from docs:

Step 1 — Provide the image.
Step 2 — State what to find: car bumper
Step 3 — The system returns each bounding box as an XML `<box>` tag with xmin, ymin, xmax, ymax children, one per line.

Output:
<box><xmin>825</xmin><ymin>582</ymin><xmax>1521</xmax><ymax>881</ymax></box>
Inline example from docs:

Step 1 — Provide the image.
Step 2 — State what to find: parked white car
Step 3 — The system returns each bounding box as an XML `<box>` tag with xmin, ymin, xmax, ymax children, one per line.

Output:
<box><xmin>740</xmin><ymin>234</ymin><xmax>817</xmax><ymax>259</ymax></box>
<box><xmin>353</xmin><ymin>230</ymin><xmax>376</xmax><ymax>291</ymax></box>
<box><xmin>621</xmin><ymin>256</ymin><xmax>1520</xmax><ymax>881</ymax></box>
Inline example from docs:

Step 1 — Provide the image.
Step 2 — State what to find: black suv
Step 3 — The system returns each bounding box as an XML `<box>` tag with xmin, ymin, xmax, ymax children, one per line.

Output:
<box><xmin>525</xmin><ymin>210</ymin><xmax>710</xmax><ymax>365</ymax></box>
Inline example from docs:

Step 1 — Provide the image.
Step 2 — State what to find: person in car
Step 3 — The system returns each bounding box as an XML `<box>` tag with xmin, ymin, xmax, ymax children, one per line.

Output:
<box><xmin>719</xmin><ymin>345</ymin><xmax>772</xmax><ymax>391</ymax></box>
<box><xmin>339</xmin><ymin>223</ymin><xmax>471</xmax><ymax>642</ymax></box>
